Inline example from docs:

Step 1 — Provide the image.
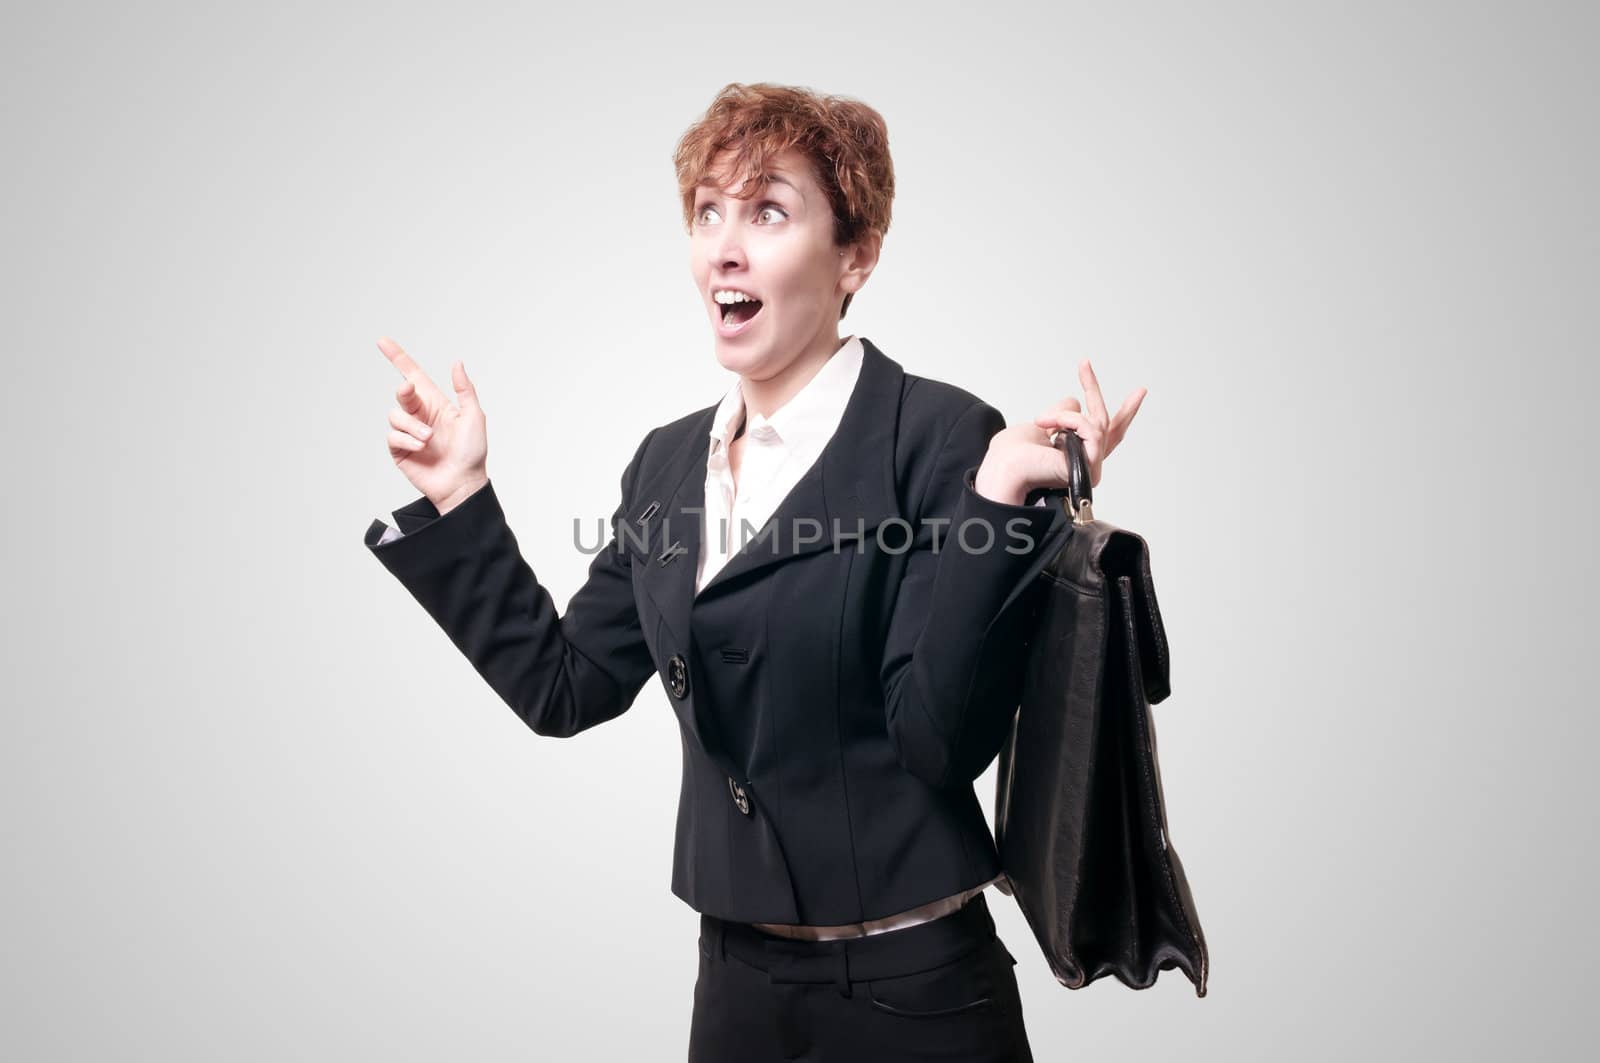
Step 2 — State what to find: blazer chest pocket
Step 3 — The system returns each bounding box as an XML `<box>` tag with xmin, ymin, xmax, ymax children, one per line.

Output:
<box><xmin>618</xmin><ymin>498</ymin><xmax>663</xmax><ymax>564</ymax></box>
<box><xmin>620</xmin><ymin>498</ymin><xmax>667</xmax><ymax>633</ymax></box>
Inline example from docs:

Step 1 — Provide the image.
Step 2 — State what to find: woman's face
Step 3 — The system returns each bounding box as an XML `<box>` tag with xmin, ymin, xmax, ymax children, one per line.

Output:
<box><xmin>689</xmin><ymin>148</ymin><xmax>856</xmax><ymax>378</ymax></box>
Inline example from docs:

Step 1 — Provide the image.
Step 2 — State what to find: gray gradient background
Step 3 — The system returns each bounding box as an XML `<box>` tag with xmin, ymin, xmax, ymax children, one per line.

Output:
<box><xmin>3</xmin><ymin>1</ymin><xmax>1592</xmax><ymax>1059</ymax></box>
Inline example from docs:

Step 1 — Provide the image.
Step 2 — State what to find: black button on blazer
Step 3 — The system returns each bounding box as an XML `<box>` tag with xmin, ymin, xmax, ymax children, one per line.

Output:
<box><xmin>365</xmin><ymin>337</ymin><xmax>1073</xmax><ymax>925</ymax></box>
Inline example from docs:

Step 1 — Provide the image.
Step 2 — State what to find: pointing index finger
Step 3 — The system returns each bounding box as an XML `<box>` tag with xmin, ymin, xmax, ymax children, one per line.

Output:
<box><xmin>377</xmin><ymin>335</ymin><xmax>448</xmax><ymax>408</ymax></box>
<box><xmin>377</xmin><ymin>335</ymin><xmax>425</xmax><ymax>380</ymax></box>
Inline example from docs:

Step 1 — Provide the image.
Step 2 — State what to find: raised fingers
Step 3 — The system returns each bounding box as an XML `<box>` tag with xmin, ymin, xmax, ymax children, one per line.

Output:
<box><xmin>1078</xmin><ymin>359</ymin><xmax>1109</xmax><ymax>426</ymax></box>
<box><xmin>1107</xmin><ymin>387</ymin><xmax>1147</xmax><ymax>447</ymax></box>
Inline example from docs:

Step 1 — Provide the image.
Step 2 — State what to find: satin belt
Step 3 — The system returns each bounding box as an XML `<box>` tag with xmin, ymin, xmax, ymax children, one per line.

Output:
<box><xmin>701</xmin><ymin>891</ymin><xmax>1001</xmax><ymax>1000</ymax></box>
<box><xmin>747</xmin><ymin>874</ymin><xmax>1003</xmax><ymax>941</ymax></box>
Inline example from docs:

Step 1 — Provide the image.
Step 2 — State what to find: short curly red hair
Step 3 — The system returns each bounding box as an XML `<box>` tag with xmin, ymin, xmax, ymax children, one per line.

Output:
<box><xmin>673</xmin><ymin>82</ymin><xmax>895</xmax><ymax>320</ymax></box>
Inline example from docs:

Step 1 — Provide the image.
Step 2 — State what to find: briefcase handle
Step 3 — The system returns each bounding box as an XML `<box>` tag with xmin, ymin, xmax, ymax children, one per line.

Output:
<box><xmin>1023</xmin><ymin>429</ymin><xmax>1094</xmax><ymax>525</ymax></box>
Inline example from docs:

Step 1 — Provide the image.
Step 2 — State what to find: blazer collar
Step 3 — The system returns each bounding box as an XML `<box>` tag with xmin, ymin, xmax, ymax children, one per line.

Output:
<box><xmin>706</xmin><ymin>334</ymin><xmax>865</xmax><ymax>461</ymax></box>
<box><xmin>631</xmin><ymin>335</ymin><xmax>905</xmax><ymax>650</ymax></box>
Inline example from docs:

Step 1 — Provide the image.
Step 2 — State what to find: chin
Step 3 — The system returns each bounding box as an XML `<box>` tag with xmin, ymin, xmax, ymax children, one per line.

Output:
<box><xmin>711</xmin><ymin>324</ymin><xmax>782</xmax><ymax>365</ymax></box>
<box><xmin>707</xmin><ymin>315</ymin><xmax>805</xmax><ymax>378</ymax></box>
<box><xmin>712</xmin><ymin>342</ymin><xmax>765</xmax><ymax>375</ymax></box>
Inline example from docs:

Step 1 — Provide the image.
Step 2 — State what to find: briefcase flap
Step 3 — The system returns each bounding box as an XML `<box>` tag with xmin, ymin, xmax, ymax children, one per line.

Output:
<box><xmin>1045</xmin><ymin>523</ymin><xmax>1171</xmax><ymax>704</ymax></box>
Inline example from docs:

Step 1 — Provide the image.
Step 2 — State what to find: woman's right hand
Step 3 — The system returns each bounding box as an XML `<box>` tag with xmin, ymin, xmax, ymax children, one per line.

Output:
<box><xmin>377</xmin><ymin>336</ymin><xmax>489</xmax><ymax>514</ymax></box>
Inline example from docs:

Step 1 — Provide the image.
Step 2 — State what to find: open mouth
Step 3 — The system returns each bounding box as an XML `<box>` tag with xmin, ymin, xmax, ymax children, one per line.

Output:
<box><xmin>720</xmin><ymin>299</ymin><xmax>764</xmax><ymax>327</ymax></box>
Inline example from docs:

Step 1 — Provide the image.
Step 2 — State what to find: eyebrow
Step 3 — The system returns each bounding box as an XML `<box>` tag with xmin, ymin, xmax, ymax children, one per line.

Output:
<box><xmin>696</xmin><ymin>172</ymin><xmax>800</xmax><ymax>197</ymax></box>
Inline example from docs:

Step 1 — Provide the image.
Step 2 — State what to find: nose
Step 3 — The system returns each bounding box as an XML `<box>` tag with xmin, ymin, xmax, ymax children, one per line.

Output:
<box><xmin>707</xmin><ymin>227</ymin><xmax>746</xmax><ymax>273</ymax></box>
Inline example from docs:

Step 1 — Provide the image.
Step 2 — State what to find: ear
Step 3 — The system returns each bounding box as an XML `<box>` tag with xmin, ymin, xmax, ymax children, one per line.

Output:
<box><xmin>839</xmin><ymin>231</ymin><xmax>882</xmax><ymax>295</ymax></box>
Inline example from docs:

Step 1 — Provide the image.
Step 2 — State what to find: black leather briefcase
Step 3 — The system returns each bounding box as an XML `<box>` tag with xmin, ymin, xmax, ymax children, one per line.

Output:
<box><xmin>994</xmin><ymin>429</ymin><xmax>1209</xmax><ymax>996</ymax></box>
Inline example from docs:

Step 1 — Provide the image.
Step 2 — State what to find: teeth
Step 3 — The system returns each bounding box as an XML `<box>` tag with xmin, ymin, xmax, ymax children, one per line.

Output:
<box><xmin>713</xmin><ymin>290</ymin><xmax>760</xmax><ymax>304</ymax></box>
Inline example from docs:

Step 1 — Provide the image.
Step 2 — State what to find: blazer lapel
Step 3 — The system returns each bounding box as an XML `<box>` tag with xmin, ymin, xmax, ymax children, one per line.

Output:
<box><xmin>626</xmin><ymin>337</ymin><xmax>905</xmax><ymax>773</ymax></box>
<box><xmin>634</xmin><ymin>335</ymin><xmax>905</xmax><ymax>653</ymax></box>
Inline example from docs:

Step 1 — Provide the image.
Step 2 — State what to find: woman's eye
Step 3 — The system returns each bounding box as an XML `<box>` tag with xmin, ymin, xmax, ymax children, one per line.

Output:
<box><xmin>694</xmin><ymin>203</ymin><xmax>784</xmax><ymax>225</ymax></box>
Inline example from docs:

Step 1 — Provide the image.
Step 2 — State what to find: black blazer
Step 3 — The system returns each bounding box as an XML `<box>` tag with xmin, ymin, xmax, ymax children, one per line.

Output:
<box><xmin>365</xmin><ymin>336</ymin><xmax>1073</xmax><ymax>925</ymax></box>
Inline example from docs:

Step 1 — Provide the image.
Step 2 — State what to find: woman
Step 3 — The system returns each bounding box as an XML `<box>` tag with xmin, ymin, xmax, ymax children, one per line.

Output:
<box><xmin>365</xmin><ymin>82</ymin><xmax>1144</xmax><ymax>1062</ymax></box>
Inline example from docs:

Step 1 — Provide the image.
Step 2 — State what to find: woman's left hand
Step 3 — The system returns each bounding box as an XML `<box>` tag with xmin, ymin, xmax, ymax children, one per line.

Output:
<box><xmin>974</xmin><ymin>358</ymin><xmax>1146</xmax><ymax>505</ymax></box>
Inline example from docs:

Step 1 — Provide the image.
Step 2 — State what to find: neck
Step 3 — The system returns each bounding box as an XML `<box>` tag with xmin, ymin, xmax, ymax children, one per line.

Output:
<box><xmin>740</xmin><ymin>330</ymin><xmax>849</xmax><ymax>420</ymax></box>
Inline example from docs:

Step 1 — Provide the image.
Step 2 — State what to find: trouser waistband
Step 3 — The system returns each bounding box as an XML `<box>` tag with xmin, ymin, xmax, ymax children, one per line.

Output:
<box><xmin>699</xmin><ymin>892</ymin><xmax>997</xmax><ymax>997</ymax></box>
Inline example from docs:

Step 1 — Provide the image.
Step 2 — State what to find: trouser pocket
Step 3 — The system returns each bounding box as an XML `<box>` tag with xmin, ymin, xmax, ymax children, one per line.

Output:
<box><xmin>863</xmin><ymin>939</ymin><xmax>999</xmax><ymax>1018</ymax></box>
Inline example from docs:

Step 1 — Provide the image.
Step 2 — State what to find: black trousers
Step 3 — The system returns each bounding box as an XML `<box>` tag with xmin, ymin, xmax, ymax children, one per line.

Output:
<box><xmin>688</xmin><ymin>892</ymin><xmax>1034</xmax><ymax>1062</ymax></box>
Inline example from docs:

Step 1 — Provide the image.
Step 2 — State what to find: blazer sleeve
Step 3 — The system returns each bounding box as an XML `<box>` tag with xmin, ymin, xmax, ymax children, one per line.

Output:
<box><xmin>363</xmin><ymin>429</ymin><xmax>658</xmax><ymax>738</ymax></box>
<box><xmin>881</xmin><ymin>400</ymin><xmax>1073</xmax><ymax>789</ymax></box>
